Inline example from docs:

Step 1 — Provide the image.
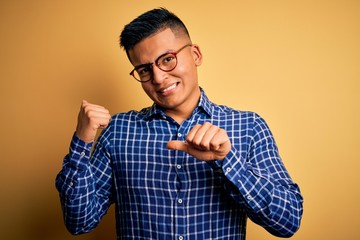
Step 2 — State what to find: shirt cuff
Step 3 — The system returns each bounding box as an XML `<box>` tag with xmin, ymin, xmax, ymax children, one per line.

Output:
<box><xmin>68</xmin><ymin>133</ymin><xmax>94</xmax><ymax>171</ymax></box>
<box><xmin>221</xmin><ymin>146</ymin><xmax>274</xmax><ymax>212</ymax></box>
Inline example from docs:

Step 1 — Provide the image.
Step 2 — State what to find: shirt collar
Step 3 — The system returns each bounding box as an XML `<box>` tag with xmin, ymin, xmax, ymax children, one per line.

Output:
<box><xmin>144</xmin><ymin>87</ymin><xmax>213</xmax><ymax>120</ymax></box>
<box><xmin>197</xmin><ymin>88</ymin><xmax>213</xmax><ymax>117</ymax></box>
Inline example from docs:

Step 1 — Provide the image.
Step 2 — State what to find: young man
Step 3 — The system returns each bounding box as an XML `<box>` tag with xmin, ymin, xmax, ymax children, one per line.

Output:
<box><xmin>56</xmin><ymin>8</ymin><xmax>303</xmax><ymax>239</ymax></box>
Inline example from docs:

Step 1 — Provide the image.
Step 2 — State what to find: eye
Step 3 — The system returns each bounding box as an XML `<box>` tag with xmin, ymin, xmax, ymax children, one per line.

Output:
<box><xmin>136</xmin><ymin>65</ymin><xmax>152</xmax><ymax>76</ymax></box>
<box><xmin>160</xmin><ymin>54</ymin><xmax>176</xmax><ymax>65</ymax></box>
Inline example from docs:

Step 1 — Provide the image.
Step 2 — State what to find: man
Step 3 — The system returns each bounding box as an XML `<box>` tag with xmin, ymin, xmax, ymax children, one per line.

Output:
<box><xmin>56</xmin><ymin>8</ymin><xmax>303</xmax><ymax>239</ymax></box>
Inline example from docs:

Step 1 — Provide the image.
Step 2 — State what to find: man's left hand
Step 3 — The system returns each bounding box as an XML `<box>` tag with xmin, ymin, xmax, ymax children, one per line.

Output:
<box><xmin>167</xmin><ymin>122</ymin><xmax>231</xmax><ymax>161</ymax></box>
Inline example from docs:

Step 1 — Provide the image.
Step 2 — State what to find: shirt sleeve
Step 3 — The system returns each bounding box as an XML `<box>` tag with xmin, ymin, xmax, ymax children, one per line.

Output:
<box><xmin>55</xmin><ymin>133</ymin><xmax>113</xmax><ymax>235</ymax></box>
<box><xmin>213</xmin><ymin>114</ymin><xmax>303</xmax><ymax>237</ymax></box>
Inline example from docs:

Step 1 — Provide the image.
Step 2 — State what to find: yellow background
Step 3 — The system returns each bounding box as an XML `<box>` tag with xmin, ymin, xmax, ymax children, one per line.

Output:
<box><xmin>1</xmin><ymin>0</ymin><xmax>359</xmax><ymax>239</ymax></box>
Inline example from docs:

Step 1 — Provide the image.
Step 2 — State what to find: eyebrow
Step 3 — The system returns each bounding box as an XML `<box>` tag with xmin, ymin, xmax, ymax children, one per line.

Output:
<box><xmin>133</xmin><ymin>49</ymin><xmax>176</xmax><ymax>69</ymax></box>
<box><xmin>134</xmin><ymin>63</ymin><xmax>152</xmax><ymax>70</ymax></box>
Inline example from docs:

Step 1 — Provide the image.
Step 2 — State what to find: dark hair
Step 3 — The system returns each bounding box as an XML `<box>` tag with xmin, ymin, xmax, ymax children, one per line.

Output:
<box><xmin>120</xmin><ymin>8</ymin><xmax>190</xmax><ymax>54</ymax></box>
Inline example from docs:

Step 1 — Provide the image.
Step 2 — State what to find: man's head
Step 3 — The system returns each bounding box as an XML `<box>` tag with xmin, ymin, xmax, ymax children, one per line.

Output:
<box><xmin>120</xmin><ymin>8</ymin><xmax>190</xmax><ymax>57</ymax></box>
<box><xmin>119</xmin><ymin>8</ymin><xmax>202</xmax><ymax>123</ymax></box>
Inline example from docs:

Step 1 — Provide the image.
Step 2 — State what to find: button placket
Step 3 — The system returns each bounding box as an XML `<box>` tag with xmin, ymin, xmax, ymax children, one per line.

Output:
<box><xmin>173</xmin><ymin>125</ymin><xmax>190</xmax><ymax>240</ymax></box>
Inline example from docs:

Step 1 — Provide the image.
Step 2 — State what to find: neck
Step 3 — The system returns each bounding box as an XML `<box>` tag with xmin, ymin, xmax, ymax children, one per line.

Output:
<box><xmin>165</xmin><ymin>89</ymin><xmax>201</xmax><ymax>124</ymax></box>
<box><xmin>166</xmin><ymin>110</ymin><xmax>191</xmax><ymax>125</ymax></box>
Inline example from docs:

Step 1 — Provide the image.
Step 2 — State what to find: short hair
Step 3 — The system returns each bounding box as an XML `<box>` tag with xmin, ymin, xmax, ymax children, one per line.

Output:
<box><xmin>120</xmin><ymin>8</ymin><xmax>190</xmax><ymax>54</ymax></box>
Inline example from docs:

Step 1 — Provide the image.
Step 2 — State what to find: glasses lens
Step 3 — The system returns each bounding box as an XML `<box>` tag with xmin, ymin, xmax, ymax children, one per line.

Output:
<box><xmin>156</xmin><ymin>53</ymin><xmax>177</xmax><ymax>72</ymax></box>
<box><xmin>131</xmin><ymin>51</ymin><xmax>180</xmax><ymax>82</ymax></box>
<box><xmin>134</xmin><ymin>65</ymin><xmax>152</xmax><ymax>82</ymax></box>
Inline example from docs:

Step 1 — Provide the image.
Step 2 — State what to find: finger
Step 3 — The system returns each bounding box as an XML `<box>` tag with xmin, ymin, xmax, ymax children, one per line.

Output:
<box><xmin>90</xmin><ymin>113</ymin><xmax>111</xmax><ymax>129</ymax></box>
<box><xmin>167</xmin><ymin>140</ymin><xmax>218</xmax><ymax>161</ymax></box>
<box><xmin>187</xmin><ymin>123</ymin><xmax>221</xmax><ymax>151</ymax></box>
<box><xmin>79</xmin><ymin>100</ymin><xmax>111</xmax><ymax>129</ymax></box>
<box><xmin>82</xmin><ymin>100</ymin><xmax>110</xmax><ymax>113</ymax></box>
<box><xmin>98</xmin><ymin>116</ymin><xmax>111</xmax><ymax>127</ymax></box>
<box><xmin>86</xmin><ymin>109</ymin><xmax>111</xmax><ymax>119</ymax></box>
<box><xmin>167</xmin><ymin>140</ymin><xmax>189</xmax><ymax>153</ymax></box>
<box><xmin>199</xmin><ymin>125</ymin><xmax>223</xmax><ymax>150</ymax></box>
<box><xmin>210</xmin><ymin>131</ymin><xmax>231</xmax><ymax>156</ymax></box>
<box><xmin>84</xmin><ymin>105</ymin><xmax>110</xmax><ymax>115</ymax></box>
<box><xmin>186</xmin><ymin>122</ymin><xmax>212</xmax><ymax>145</ymax></box>
<box><xmin>185</xmin><ymin>124</ymin><xmax>202</xmax><ymax>142</ymax></box>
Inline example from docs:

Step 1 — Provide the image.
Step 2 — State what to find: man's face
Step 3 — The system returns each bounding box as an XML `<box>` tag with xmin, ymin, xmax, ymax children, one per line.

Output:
<box><xmin>128</xmin><ymin>28</ymin><xmax>202</xmax><ymax>119</ymax></box>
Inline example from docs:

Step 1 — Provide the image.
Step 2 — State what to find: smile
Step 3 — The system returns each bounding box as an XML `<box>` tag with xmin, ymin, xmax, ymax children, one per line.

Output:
<box><xmin>160</xmin><ymin>83</ymin><xmax>177</xmax><ymax>93</ymax></box>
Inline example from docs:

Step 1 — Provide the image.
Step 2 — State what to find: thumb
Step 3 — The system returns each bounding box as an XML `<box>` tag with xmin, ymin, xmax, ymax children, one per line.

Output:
<box><xmin>167</xmin><ymin>140</ymin><xmax>189</xmax><ymax>153</ymax></box>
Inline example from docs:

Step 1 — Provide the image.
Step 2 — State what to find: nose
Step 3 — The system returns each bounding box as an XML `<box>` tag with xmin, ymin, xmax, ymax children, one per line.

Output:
<box><xmin>151</xmin><ymin>65</ymin><xmax>167</xmax><ymax>84</ymax></box>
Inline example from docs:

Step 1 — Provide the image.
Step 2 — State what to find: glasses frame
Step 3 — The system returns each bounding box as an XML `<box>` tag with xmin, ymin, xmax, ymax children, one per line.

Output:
<box><xmin>129</xmin><ymin>44</ymin><xmax>193</xmax><ymax>82</ymax></box>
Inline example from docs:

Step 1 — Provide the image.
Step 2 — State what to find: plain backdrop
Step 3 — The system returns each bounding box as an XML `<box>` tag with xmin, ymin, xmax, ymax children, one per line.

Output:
<box><xmin>0</xmin><ymin>0</ymin><xmax>359</xmax><ymax>239</ymax></box>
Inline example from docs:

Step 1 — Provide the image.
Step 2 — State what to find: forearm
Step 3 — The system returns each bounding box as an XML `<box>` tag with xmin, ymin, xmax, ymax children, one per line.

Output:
<box><xmin>246</xmin><ymin>181</ymin><xmax>303</xmax><ymax>237</ymax></box>
<box><xmin>55</xmin><ymin>135</ymin><xmax>111</xmax><ymax>235</ymax></box>
<box><xmin>56</xmin><ymin>166</ymin><xmax>101</xmax><ymax>235</ymax></box>
<box><xmin>219</xmin><ymin>147</ymin><xmax>303</xmax><ymax>237</ymax></box>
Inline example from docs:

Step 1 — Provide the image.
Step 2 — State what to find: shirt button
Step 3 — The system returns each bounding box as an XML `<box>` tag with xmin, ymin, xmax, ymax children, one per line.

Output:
<box><xmin>178</xmin><ymin>199</ymin><xmax>183</xmax><ymax>204</ymax></box>
<box><xmin>178</xmin><ymin>236</ymin><xmax>184</xmax><ymax>240</ymax></box>
<box><xmin>80</xmin><ymin>152</ymin><xmax>85</xmax><ymax>157</ymax></box>
<box><xmin>226</xmin><ymin>167</ymin><xmax>231</xmax><ymax>173</ymax></box>
<box><xmin>69</xmin><ymin>182</ymin><xmax>74</xmax><ymax>187</ymax></box>
<box><xmin>177</xmin><ymin>133</ymin><xmax>182</xmax><ymax>137</ymax></box>
<box><xmin>176</xmin><ymin>164</ymin><xmax>182</xmax><ymax>169</ymax></box>
<box><xmin>247</xmin><ymin>195</ymin><xmax>252</xmax><ymax>200</ymax></box>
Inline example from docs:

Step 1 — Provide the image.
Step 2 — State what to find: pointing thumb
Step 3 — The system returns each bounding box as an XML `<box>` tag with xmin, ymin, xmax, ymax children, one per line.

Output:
<box><xmin>167</xmin><ymin>140</ymin><xmax>188</xmax><ymax>153</ymax></box>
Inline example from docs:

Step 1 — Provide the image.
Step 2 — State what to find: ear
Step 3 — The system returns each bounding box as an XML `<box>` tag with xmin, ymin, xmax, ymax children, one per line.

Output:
<box><xmin>191</xmin><ymin>44</ymin><xmax>203</xmax><ymax>66</ymax></box>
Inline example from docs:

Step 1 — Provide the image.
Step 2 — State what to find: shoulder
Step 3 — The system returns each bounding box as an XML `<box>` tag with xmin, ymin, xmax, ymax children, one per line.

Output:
<box><xmin>110</xmin><ymin>107</ymin><xmax>150</xmax><ymax>122</ymax></box>
<box><xmin>210</xmin><ymin>103</ymin><xmax>272</xmax><ymax>133</ymax></box>
<box><xmin>211</xmin><ymin>102</ymin><xmax>260</xmax><ymax>121</ymax></box>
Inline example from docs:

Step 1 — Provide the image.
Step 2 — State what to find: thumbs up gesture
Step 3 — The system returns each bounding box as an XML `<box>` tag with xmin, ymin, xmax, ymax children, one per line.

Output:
<box><xmin>75</xmin><ymin>100</ymin><xmax>111</xmax><ymax>143</ymax></box>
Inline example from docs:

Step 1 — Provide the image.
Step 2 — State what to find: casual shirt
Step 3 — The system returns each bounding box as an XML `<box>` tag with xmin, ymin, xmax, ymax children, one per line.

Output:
<box><xmin>56</xmin><ymin>89</ymin><xmax>303</xmax><ymax>239</ymax></box>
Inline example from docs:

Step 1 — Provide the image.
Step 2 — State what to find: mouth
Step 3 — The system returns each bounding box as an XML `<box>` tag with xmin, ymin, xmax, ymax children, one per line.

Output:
<box><xmin>158</xmin><ymin>83</ymin><xmax>178</xmax><ymax>94</ymax></box>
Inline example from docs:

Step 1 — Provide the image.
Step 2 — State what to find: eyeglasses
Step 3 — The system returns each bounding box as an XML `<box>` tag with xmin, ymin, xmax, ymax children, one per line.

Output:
<box><xmin>129</xmin><ymin>44</ymin><xmax>192</xmax><ymax>82</ymax></box>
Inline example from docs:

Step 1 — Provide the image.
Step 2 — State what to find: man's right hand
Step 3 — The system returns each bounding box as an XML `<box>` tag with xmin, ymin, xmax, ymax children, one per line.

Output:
<box><xmin>75</xmin><ymin>100</ymin><xmax>111</xmax><ymax>143</ymax></box>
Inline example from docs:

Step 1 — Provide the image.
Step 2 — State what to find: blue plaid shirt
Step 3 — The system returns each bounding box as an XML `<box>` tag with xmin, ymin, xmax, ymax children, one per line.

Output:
<box><xmin>56</xmin><ymin>90</ymin><xmax>303</xmax><ymax>239</ymax></box>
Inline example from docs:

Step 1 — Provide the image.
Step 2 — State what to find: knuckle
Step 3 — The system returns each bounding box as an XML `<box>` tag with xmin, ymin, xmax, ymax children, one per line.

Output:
<box><xmin>193</xmin><ymin>139</ymin><xmax>202</xmax><ymax>146</ymax></box>
<box><xmin>200</xmin><ymin>142</ymin><xmax>208</xmax><ymax>149</ymax></box>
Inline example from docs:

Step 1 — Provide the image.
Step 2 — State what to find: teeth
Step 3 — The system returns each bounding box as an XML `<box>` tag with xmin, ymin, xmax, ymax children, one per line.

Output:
<box><xmin>161</xmin><ymin>83</ymin><xmax>176</xmax><ymax>93</ymax></box>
